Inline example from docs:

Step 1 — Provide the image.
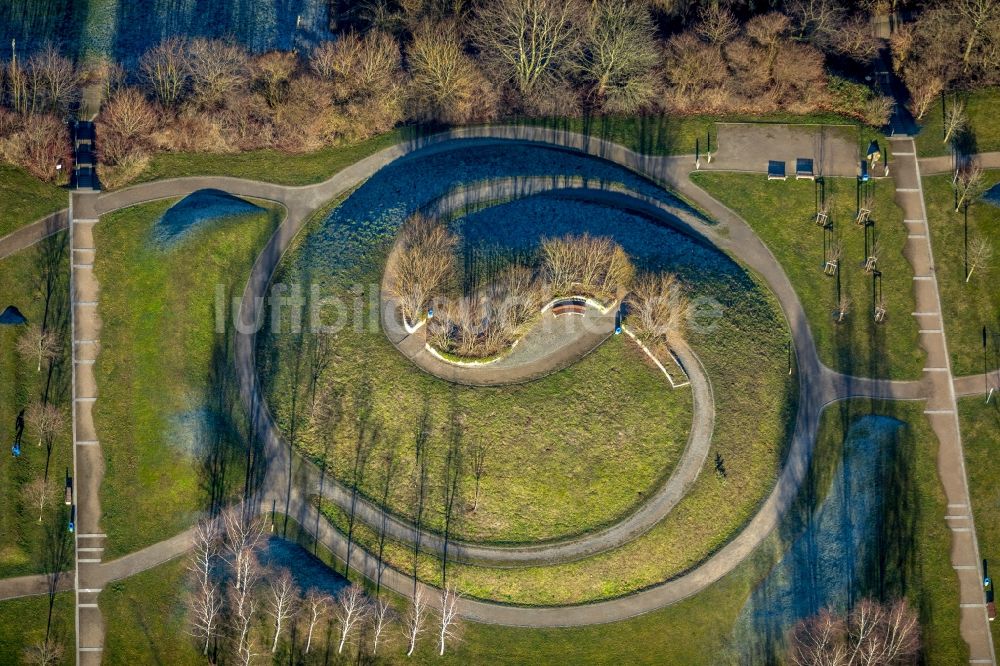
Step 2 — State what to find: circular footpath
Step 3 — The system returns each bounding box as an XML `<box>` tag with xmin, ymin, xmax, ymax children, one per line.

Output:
<box><xmin>85</xmin><ymin>126</ymin><xmax>835</xmax><ymax>627</ymax></box>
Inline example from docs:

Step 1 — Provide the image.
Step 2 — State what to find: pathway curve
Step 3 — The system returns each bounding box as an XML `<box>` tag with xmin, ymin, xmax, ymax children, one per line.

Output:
<box><xmin>890</xmin><ymin>136</ymin><xmax>995</xmax><ymax>665</ymax></box>
<box><xmin>0</xmin><ymin>126</ymin><xmax>985</xmax><ymax>641</ymax></box>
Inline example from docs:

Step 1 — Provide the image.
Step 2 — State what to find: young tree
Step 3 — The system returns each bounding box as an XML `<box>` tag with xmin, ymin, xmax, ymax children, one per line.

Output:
<box><xmin>23</xmin><ymin>477</ymin><xmax>51</xmax><ymax>523</ymax></box>
<box><xmin>955</xmin><ymin>162</ymin><xmax>986</xmax><ymax>212</ymax></box>
<box><xmin>222</xmin><ymin>509</ymin><xmax>265</xmax><ymax>665</ymax></box>
<box><xmin>788</xmin><ymin>598</ymin><xmax>920</xmax><ymax>665</ymax></box>
<box><xmin>303</xmin><ymin>590</ymin><xmax>333</xmax><ymax>654</ymax></box>
<box><xmin>837</xmin><ymin>294</ymin><xmax>851</xmax><ymax>323</ymax></box>
<box><xmin>943</xmin><ymin>100</ymin><xmax>968</xmax><ymax>145</ymax></box>
<box><xmin>371</xmin><ymin>596</ymin><xmax>393</xmax><ymax>656</ymax></box>
<box><xmin>140</xmin><ymin>38</ymin><xmax>189</xmax><ymax>108</ymax></box>
<box><xmin>626</xmin><ymin>272</ymin><xmax>691</xmax><ymax>352</ymax></box>
<box><xmin>404</xmin><ymin>587</ymin><xmax>427</xmax><ymax>657</ymax></box>
<box><xmin>26</xmin><ymin>46</ymin><xmax>78</xmax><ymax>115</ymax></box>
<box><xmin>21</xmin><ymin>637</ymin><xmax>64</xmax><ymax>666</ymax></box>
<box><xmin>579</xmin><ymin>0</ymin><xmax>660</xmax><ymax>113</ymax></box>
<box><xmin>967</xmin><ymin>235</ymin><xmax>993</xmax><ymax>282</ymax></box>
<box><xmin>188</xmin><ymin>519</ymin><xmax>222</xmax><ymax>657</ymax></box>
<box><xmin>24</xmin><ymin>401</ymin><xmax>64</xmax><ymax>469</ymax></box>
<box><xmin>438</xmin><ymin>584</ymin><xmax>461</xmax><ymax>656</ymax></box>
<box><xmin>473</xmin><ymin>0</ymin><xmax>583</xmax><ymax>98</ymax></box>
<box><xmin>16</xmin><ymin>323</ymin><xmax>60</xmax><ymax>373</ymax></box>
<box><xmin>336</xmin><ymin>584</ymin><xmax>370</xmax><ymax>654</ymax></box>
<box><xmin>266</xmin><ymin>569</ymin><xmax>298</xmax><ymax>653</ymax></box>
<box><xmin>904</xmin><ymin>66</ymin><xmax>944</xmax><ymax>120</ymax></box>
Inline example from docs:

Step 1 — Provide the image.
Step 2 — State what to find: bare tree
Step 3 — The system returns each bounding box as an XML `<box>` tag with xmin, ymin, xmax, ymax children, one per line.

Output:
<box><xmin>384</xmin><ymin>213</ymin><xmax>458</xmax><ymax>326</ymax></box>
<box><xmin>943</xmin><ymin>100</ymin><xmax>968</xmax><ymax>145</ymax></box>
<box><xmin>303</xmin><ymin>590</ymin><xmax>333</xmax><ymax>654</ymax></box>
<box><xmin>309</xmin><ymin>32</ymin><xmax>402</xmax><ymax>105</ymax></box>
<box><xmin>266</xmin><ymin>569</ymin><xmax>298</xmax><ymax>653</ymax></box>
<box><xmin>696</xmin><ymin>5</ymin><xmax>739</xmax><ymax>46</ymax></box>
<box><xmin>21</xmin><ymin>637</ymin><xmax>64</xmax><ymax>666</ymax></box>
<box><xmin>336</xmin><ymin>584</ymin><xmax>370</xmax><ymax>654</ymax></box>
<box><xmin>96</xmin><ymin>87</ymin><xmax>158</xmax><ymax>165</ymax></box>
<box><xmin>904</xmin><ymin>65</ymin><xmax>944</xmax><ymax>120</ymax></box>
<box><xmin>371</xmin><ymin>596</ymin><xmax>393</xmax><ymax>656</ymax></box>
<box><xmin>24</xmin><ymin>402</ymin><xmax>64</xmax><ymax>480</ymax></box>
<box><xmin>438</xmin><ymin>584</ymin><xmax>461</xmax><ymax>656</ymax></box>
<box><xmin>580</xmin><ymin>0</ymin><xmax>660</xmax><ymax>113</ymax></box>
<box><xmin>955</xmin><ymin>162</ymin><xmax>986</xmax><ymax>212</ymax></box>
<box><xmin>473</xmin><ymin>0</ymin><xmax>583</xmax><ymax>98</ymax></box>
<box><xmin>186</xmin><ymin>38</ymin><xmax>249</xmax><ymax>109</ymax></box>
<box><xmin>23</xmin><ymin>477</ymin><xmax>52</xmax><ymax>523</ymax></box>
<box><xmin>27</xmin><ymin>46</ymin><xmax>78</xmax><ymax>115</ymax></box>
<box><xmin>140</xmin><ymin>38</ymin><xmax>189</xmax><ymax>108</ymax></box>
<box><xmin>404</xmin><ymin>587</ymin><xmax>428</xmax><ymax>657</ymax></box>
<box><xmin>541</xmin><ymin>233</ymin><xmax>634</xmax><ymax>302</ymax></box>
<box><xmin>16</xmin><ymin>323</ymin><xmax>60</xmax><ymax>373</ymax></box>
<box><xmin>788</xmin><ymin>598</ymin><xmax>920</xmax><ymax>666</ymax></box>
<box><xmin>956</xmin><ymin>0</ymin><xmax>1000</xmax><ymax>71</ymax></box>
<box><xmin>626</xmin><ymin>272</ymin><xmax>691</xmax><ymax>352</ymax></box>
<box><xmin>188</xmin><ymin>519</ymin><xmax>222</xmax><ymax>657</ymax></box>
<box><xmin>407</xmin><ymin>20</ymin><xmax>495</xmax><ymax>124</ymax></box>
<box><xmin>967</xmin><ymin>234</ymin><xmax>993</xmax><ymax>282</ymax></box>
<box><xmin>222</xmin><ymin>508</ymin><xmax>265</xmax><ymax>665</ymax></box>
<box><xmin>252</xmin><ymin>51</ymin><xmax>299</xmax><ymax>108</ymax></box>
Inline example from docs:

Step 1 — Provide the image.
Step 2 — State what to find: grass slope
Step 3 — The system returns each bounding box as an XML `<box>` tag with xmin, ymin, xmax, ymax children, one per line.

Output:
<box><xmin>923</xmin><ymin>171</ymin><xmax>1000</xmax><ymax>376</ymax></box>
<box><xmin>92</xmin><ymin>198</ymin><xmax>279</xmax><ymax>558</ymax></box>
<box><xmin>0</xmin><ymin>233</ymin><xmax>73</xmax><ymax>577</ymax></box>
<box><xmin>0</xmin><ymin>592</ymin><xmax>74</xmax><ymax>663</ymax></box>
<box><xmin>0</xmin><ymin>165</ymin><xmax>66</xmax><ymax>238</ymax></box>
<box><xmin>693</xmin><ymin>172</ymin><xmax>924</xmax><ymax>379</ymax></box>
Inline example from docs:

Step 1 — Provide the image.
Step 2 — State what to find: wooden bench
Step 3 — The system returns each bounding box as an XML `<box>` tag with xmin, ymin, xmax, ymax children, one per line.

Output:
<box><xmin>552</xmin><ymin>298</ymin><xmax>587</xmax><ymax>317</ymax></box>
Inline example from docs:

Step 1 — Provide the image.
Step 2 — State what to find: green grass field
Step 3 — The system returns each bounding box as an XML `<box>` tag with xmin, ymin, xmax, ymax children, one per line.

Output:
<box><xmin>923</xmin><ymin>171</ymin><xmax>1000</xmax><ymax>376</ymax></box>
<box><xmin>92</xmin><ymin>199</ymin><xmax>280</xmax><ymax>558</ymax></box>
<box><xmin>693</xmin><ymin>173</ymin><xmax>924</xmax><ymax>379</ymax></box>
<box><xmin>915</xmin><ymin>87</ymin><xmax>1000</xmax><ymax>158</ymax></box>
<box><xmin>262</xmin><ymin>189</ymin><xmax>795</xmax><ymax>601</ymax></box>
<box><xmin>0</xmin><ymin>233</ymin><xmax>73</xmax><ymax>578</ymax></box>
<box><xmin>959</xmin><ymin>396</ymin><xmax>1000</xmax><ymax>655</ymax></box>
<box><xmin>0</xmin><ymin>591</ymin><xmax>74</xmax><ymax>663</ymax></box>
<box><xmin>0</xmin><ymin>165</ymin><xmax>67</xmax><ymax>238</ymax></box>
<box><xmin>94</xmin><ymin>396</ymin><xmax>962</xmax><ymax>664</ymax></box>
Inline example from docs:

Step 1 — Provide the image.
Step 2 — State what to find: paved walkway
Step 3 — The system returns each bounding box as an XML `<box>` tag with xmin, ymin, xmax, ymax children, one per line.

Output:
<box><xmin>0</xmin><ymin>210</ymin><xmax>68</xmax><ymax>260</ymax></box>
<box><xmin>919</xmin><ymin>150</ymin><xmax>1000</xmax><ymax>176</ymax></box>
<box><xmin>701</xmin><ymin>122</ymin><xmax>861</xmax><ymax>177</ymax></box>
<box><xmin>69</xmin><ymin>190</ymin><xmax>107</xmax><ymax>665</ymax></box>
<box><xmin>889</xmin><ymin>136</ymin><xmax>995</xmax><ymax>665</ymax></box>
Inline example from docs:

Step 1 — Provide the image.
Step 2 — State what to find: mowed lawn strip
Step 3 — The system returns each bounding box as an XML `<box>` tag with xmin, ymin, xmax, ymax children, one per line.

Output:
<box><xmin>915</xmin><ymin>87</ymin><xmax>1000</xmax><ymax>158</ymax></box>
<box><xmin>922</xmin><ymin>171</ymin><xmax>1000</xmax><ymax>376</ymax></box>
<box><xmin>959</xmin><ymin>397</ymin><xmax>1000</xmax><ymax>656</ymax></box>
<box><xmin>693</xmin><ymin>172</ymin><xmax>924</xmax><ymax>379</ymax></box>
<box><xmin>0</xmin><ymin>234</ymin><xmax>73</xmax><ymax>577</ymax></box>
<box><xmin>0</xmin><ymin>165</ymin><xmax>66</xmax><ymax>238</ymax></box>
<box><xmin>93</xmin><ymin>199</ymin><xmax>280</xmax><ymax>558</ymax></box>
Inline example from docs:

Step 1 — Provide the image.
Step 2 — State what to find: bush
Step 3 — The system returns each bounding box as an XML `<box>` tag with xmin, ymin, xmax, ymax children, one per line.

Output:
<box><xmin>541</xmin><ymin>233</ymin><xmax>634</xmax><ymax>303</ymax></box>
<box><xmin>0</xmin><ymin>112</ymin><xmax>72</xmax><ymax>182</ymax></box>
<box><xmin>96</xmin><ymin>87</ymin><xmax>158</xmax><ymax>165</ymax></box>
<box><xmin>384</xmin><ymin>213</ymin><xmax>458</xmax><ymax>326</ymax></box>
<box><xmin>625</xmin><ymin>272</ymin><xmax>691</xmax><ymax>355</ymax></box>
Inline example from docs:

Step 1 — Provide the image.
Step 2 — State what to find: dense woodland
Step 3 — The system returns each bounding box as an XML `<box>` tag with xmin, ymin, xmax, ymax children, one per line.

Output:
<box><xmin>0</xmin><ymin>0</ymin><xmax>997</xmax><ymax>186</ymax></box>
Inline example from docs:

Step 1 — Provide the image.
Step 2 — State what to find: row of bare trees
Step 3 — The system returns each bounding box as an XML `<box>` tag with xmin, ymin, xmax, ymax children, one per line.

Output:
<box><xmin>187</xmin><ymin>509</ymin><xmax>462</xmax><ymax>660</ymax></box>
<box><xmin>0</xmin><ymin>45</ymin><xmax>74</xmax><ymax>181</ymax></box>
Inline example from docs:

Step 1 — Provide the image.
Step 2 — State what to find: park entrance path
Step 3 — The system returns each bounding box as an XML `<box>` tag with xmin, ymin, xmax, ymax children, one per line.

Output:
<box><xmin>69</xmin><ymin>190</ymin><xmax>106</xmax><ymax>666</ymax></box>
<box><xmin>890</xmin><ymin>136</ymin><xmax>995</xmax><ymax>665</ymax></box>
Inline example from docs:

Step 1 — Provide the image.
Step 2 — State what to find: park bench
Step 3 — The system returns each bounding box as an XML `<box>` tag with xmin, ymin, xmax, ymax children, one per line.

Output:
<box><xmin>767</xmin><ymin>160</ymin><xmax>786</xmax><ymax>180</ymax></box>
<box><xmin>552</xmin><ymin>298</ymin><xmax>587</xmax><ymax>316</ymax></box>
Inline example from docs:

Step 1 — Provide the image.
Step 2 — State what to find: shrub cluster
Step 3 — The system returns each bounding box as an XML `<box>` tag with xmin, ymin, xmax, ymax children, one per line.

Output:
<box><xmin>624</xmin><ymin>272</ymin><xmax>692</xmax><ymax>357</ymax></box>
<box><xmin>387</xmin><ymin>214</ymin><xmax>642</xmax><ymax>359</ymax></box>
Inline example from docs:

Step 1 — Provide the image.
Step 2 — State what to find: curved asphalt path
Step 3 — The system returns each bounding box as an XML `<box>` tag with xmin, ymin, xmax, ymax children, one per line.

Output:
<box><xmin>1</xmin><ymin>127</ymin><xmax>989</xmax><ymax>628</ymax></box>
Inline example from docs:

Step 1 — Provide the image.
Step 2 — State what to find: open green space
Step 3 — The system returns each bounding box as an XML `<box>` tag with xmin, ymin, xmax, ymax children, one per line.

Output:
<box><xmin>92</xmin><ymin>198</ymin><xmax>280</xmax><ymax>558</ymax></box>
<box><xmin>0</xmin><ymin>234</ymin><xmax>73</xmax><ymax>578</ymax></box>
<box><xmin>923</xmin><ymin>171</ymin><xmax>1000</xmax><ymax>376</ymax></box>
<box><xmin>959</xmin><ymin>396</ymin><xmax>1000</xmax><ymax>655</ymax></box>
<box><xmin>96</xmin><ymin>397</ymin><xmax>962</xmax><ymax>664</ymax></box>
<box><xmin>0</xmin><ymin>165</ymin><xmax>66</xmax><ymax>238</ymax></box>
<box><xmin>693</xmin><ymin>172</ymin><xmax>924</xmax><ymax>380</ymax></box>
<box><xmin>0</xmin><ymin>591</ymin><xmax>74</xmax><ymax>663</ymax></box>
<box><xmin>916</xmin><ymin>87</ymin><xmax>1000</xmax><ymax>157</ymax></box>
<box><xmin>263</xmin><ymin>190</ymin><xmax>795</xmax><ymax>601</ymax></box>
